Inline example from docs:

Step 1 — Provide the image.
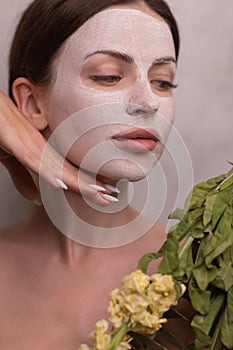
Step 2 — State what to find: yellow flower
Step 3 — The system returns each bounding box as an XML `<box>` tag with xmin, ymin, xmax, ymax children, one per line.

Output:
<box><xmin>108</xmin><ymin>289</ymin><xmax>129</xmax><ymax>328</ymax></box>
<box><xmin>121</xmin><ymin>270</ymin><xmax>150</xmax><ymax>294</ymax></box>
<box><xmin>79</xmin><ymin>345</ymin><xmax>91</xmax><ymax>350</ymax></box>
<box><xmin>180</xmin><ymin>283</ymin><xmax>186</xmax><ymax>295</ymax></box>
<box><xmin>147</xmin><ymin>274</ymin><xmax>178</xmax><ymax>315</ymax></box>
<box><xmin>117</xmin><ymin>335</ymin><xmax>132</xmax><ymax>350</ymax></box>
<box><xmin>81</xmin><ymin>271</ymin><xmax>184</xmax><ymax>350</ymax></box>
<box><xmin>89</xmin><ymin>319</ymin><xmax>111</xmax><ymax>350</ymax></box>
<box><xmin>130</xmin><ymin>310</ymin><xmax>167</xmax><ymax>334</ymax></box>
<box><xmin>150</xmin><ymin>274</ymin><xmax>176</xmax><ymax>293</ymax></box>
<box><xmin>123</xmin><ymin>293</ymin><xmax>149</xmax><ymax>314</ymax></box>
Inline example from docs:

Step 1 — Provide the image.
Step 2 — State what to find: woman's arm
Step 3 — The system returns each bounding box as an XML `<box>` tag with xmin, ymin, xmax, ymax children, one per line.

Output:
<box><xmin>0</xmin><ymin>90</ymin><xmax>110</xmax><ymax>205</ymax></box>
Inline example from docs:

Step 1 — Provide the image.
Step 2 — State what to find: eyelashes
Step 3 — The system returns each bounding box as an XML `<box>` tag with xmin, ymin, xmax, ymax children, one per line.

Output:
<box><xmin>152</xmin><ymin>80</ymin><xmax>178</xmax><ymax>91</ymax></box>
<box><xmin>90</xmin><ymin>75</ymin><xmax>122</xmax><ymax>84</ymax></box>
<box><xmin>89</xmin><ymin>75</ymin><xmax>178</xmax><ymax>91</ymax></box>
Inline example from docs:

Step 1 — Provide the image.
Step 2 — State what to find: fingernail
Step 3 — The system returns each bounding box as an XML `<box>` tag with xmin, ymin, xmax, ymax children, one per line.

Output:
<box><xmin>89</xmin><ymin>184</ymin><xmax>106</xmax><ymax>192</ymax></box>
<box><xmin>105</xmin><ymin>184</ymin><xmax>121</xmax><ymax>194</ymax></box>
<box><xmin>55</xmin><ymin>178</ymin><xmax>68</xmax><ymax>190</ymax></box>
<box><xmin>102</xmin><ymin>194</ymin><xmax>119</xmax><ymax>202</ymax></box>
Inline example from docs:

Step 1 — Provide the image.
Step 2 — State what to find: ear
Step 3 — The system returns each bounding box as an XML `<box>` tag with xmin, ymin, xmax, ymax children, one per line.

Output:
<box><xmin>12</xmin><ymin>77</ymin><xmax>48</xmax><ymax>130</ymax></box>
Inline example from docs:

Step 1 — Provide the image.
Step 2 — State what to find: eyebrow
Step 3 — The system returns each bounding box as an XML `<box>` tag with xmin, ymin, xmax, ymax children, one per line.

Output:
<box><xmin>151</xmin><ymin>57</ymin><xmax>176</xmax><ymax>66</ymax></box>
<box><xmin>85</xmin><ymin>49</ymin><xmax>134</xmax><ymax>63</ymax></box>
<box><xmin>84</xmin><ymin>49</ymin><xmax>176</xmax><ymax>66</ymax></box>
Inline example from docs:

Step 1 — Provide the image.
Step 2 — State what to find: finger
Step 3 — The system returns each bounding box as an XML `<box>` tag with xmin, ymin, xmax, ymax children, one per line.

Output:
<box><xmin>1</xmin><ymin>154</ymin><xmax>117</xmax><ymax>206</ymax></box>
<box><xmin>1</xmin><ymin>157</ymin><xmax>39</xmax><ymax>201</ymax></box>
<box><xmin>52</xmin><ymin>158</ymin><xmax>119</xmax><ymax>206</ymax></box>
<box><xmin>35</xmin><ymin>143</ymin><xmax>119</xmax><ymax>205</ymax></box>
<box><xmin>4</xmin><ymin>140</ymin><xmax>118</xmax><ymax>206</ymax></box>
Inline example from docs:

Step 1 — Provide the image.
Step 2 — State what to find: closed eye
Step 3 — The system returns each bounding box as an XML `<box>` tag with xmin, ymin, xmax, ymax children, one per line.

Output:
<box><xmin>90</xmin><ymin>75</ymin><xmax>122</xmax><ymax>85</ymax></box>
<box><xmin>152</xmin><ymin>80</ymin><xmax>178</xmax><ymax>91</ymax></box>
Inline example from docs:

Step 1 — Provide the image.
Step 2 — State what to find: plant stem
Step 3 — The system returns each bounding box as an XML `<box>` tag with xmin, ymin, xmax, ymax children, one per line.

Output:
<box><xmin>210</xmin><ymin>305</ymin><xmax>226</xmax><ymax>350</ymax></box>
<box><xmin>178</xmin><ymin>234</ymin><xmax>194</xmax><ymax>260</ymax></box>
<box><xmin>108</xmin><ymin>323</ymin><xmax>130</xmax><ymax>350</ymax></box>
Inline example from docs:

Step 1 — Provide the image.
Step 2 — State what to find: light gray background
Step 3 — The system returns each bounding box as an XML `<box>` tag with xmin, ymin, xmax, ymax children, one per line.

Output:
<box><xmin>0</xmin><ymin>0</ymin><xmax>233</xmax><ymax>227</ymax></box>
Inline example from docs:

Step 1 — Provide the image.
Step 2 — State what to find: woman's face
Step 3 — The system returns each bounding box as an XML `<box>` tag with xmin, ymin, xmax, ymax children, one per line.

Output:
<box><xmin>44</xmin><ymin>4</ymin><xmax>176</xmax><ymax>182</ymax></box>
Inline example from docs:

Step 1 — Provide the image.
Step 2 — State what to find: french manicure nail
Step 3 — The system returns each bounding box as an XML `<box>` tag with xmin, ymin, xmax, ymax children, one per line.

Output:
<box><xmin>105</xmin><ymin>184</ymin><xmax>121</xmax><ymax>194</ymax></box>
<box><xmin>89</xmin><ymin>184</ymin><xmax>106</xmax><ymax>192</ymax></box>
<box><xmin>102</xmin><ymin>194</ymin><xmax>119</xmax><ymax>202</ymax></box>
<box><xmin>55</xmin><ymin>178</ymin><xmax>68</xmax><ymax>190</ymax></box>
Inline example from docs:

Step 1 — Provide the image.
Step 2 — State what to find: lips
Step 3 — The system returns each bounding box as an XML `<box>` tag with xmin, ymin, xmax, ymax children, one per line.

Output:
<box><xmin>111</xmin><ymin>128</ymin><xmax>160</xmax><ymax>152</ymax></box>
<box><xmin>112</xmin><ymin>128</ymin><xmax>159</xmax><ymax>141</ymax></box>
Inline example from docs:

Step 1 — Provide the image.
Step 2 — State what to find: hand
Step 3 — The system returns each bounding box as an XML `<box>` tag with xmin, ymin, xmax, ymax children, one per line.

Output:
<box><xmin>0</xmin><ymin>90</ymin><xmax>117</xmax><ymax>205</ymax></box>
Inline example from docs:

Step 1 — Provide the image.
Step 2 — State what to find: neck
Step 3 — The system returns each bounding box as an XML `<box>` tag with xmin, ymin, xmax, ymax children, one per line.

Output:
<box><xmin>27</xmin><ymin>176</ymin><xmax>154</xmax><ymax>263</ymax></box>
<box><xmin>66</xmin><ymin>179</ymin><xmax>134</xmax><ymax>227</ymax></box>
<box><xmin>38</xmin><ymin>177</ymin><xmax>150</xmax><ymax>246</ymax></box>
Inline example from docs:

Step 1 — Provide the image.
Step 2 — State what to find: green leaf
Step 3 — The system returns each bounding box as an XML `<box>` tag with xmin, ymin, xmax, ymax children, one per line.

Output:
<box><xmin>136</xmin><ymin>168</ymin><xmax>233</xmax><ymax>350</ymax></box>
<box><xmin>137</xmin><ymin>252</ymin><xmax>163</xmax><ymax>274</ymax></box>
<box><xmin>192</xmin><ymin>233</ymin><xmax>209</xmax><ymax>268</ymax></box>
<box><xmin>158</xmin><ymin>236</ymin><xmax>179</xmax><ymax>275</ymax></box>
<box><xmin>191</xmin><ymin>205</ymin><xmax>233</xmax><ymax>276</ymax></box>
<box><xmin>221</xmin><ymin>287</ymin><xmax>233</xmax><ymax>349</ymax></box>
<box><xmin>169</xmin><ymin>208</ymin><xmax>204</xmax><ymax>243</ymax></box>
<box><xmin>188</xmin><ymin>174</ymin><xmax>226</xmax><ymax>211</ymax></box>
<box><xmin>217</xmin><ymin>247</ymin><xmax>232</xmax><ymax>267</ymax></box>
<box><xmin>191</xmin><ymin>294</ymin><xmax>225</xmax><ymax>346</ymax></box>
<box><xmin>173</xmin><ymin>235</ymin><xmax>194</xmax><ymax>281</ymax></box>
<box><xmin>193</xmin><ymin>264</ymin><xmax>217</xmax><ymax>291</ymax></box>
<box><xmin>168</xmin><ymin>208</ymin><xmax>185</xmax><ymax>221</ymax></box>
<box><xmin>219</xmin><ymin>174</ymin><xmax>233</xmax><ymax>191</ymax></box>
<box><xmin>211</xmin><ymin>190</ymin><xmax>232</xmax><ymax>229</ymax></box>
<box><xmin>210</xmin><ymin>308</ymin><xmax>224</xmax><ymax>350</ymax></box>
<box><xmin>203</xmin><ymin>194</ymin><xmax>217</xmax><ymax>227</ymax></box>
<box><xmin>191</xmin><ymin>218</ymin><xmax>205</xmax><ymax>238</ymax></box>
<box><xmin>212</xmin><ymin>265</ymin><xmax>233</xmax><ymax>291</ymax></box>
<box><xmin>226</xmin><ymin>166</ymin><xmax>233</xmax><ymax>178</ymax></box>
<box><xmin>194</xmin><ymin>335</ymin><xmax>211</xmax><ymax>350</ymax></box>
<box><xmin>205</xmin><ymin>205</ymin><xmax>233</xmax><ymax>268</ymax></box>
<box><xmin>188</xmin><ymin>277</ymin><xmax>211</xmax><ymax>314</ymax></box>
<box><xmin>206</xmin><ymin>173</ymin><xmax>228</xmax><ymax>187</ymax></box>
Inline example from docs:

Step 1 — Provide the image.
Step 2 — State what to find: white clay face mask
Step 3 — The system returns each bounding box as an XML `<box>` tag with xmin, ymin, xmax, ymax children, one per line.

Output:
<box><xmin>46</xmin><ymin>8</ymin><xmax>177</xmax><ymax>181</ymax></box>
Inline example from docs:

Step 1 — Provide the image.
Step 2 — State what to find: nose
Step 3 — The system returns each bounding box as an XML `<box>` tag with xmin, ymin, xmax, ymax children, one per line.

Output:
<box><xmin>126</xmin><ymin>80</ymin><xmax>159</xmax><ymax>117</ymax></box>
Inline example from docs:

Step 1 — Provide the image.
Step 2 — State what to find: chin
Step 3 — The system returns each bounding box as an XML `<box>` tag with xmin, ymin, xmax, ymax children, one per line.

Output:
<box><xmin>98</xmin><ymin>159</ymin><xmax>157</xmax><ymax>182</ymax></box>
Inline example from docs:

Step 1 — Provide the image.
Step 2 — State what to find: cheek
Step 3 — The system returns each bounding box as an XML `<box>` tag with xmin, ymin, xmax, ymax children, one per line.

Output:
<box><xmin>70</xmin><ymin>84</ymin><xmax>132</xmax><ymax>109</ymax></box>
<box><xmin>155</xmin><ymin>97</ymin><xmax>175</xmax><ymax>143</ymax></box>
<box><xmin>159</xmin><ymin>97</ymin><xmax>175</xmax><ymax>124</ymax></box>
<box><xmin>46</xmin><ymin>78</ymin><xmax>93</xmax><ymax>132</ymax></box>
<box><xmin>47</xmin><ymin>81</ymin><xmax>127</xmax><ymax>134</ymax></box>
<box><xmin>64</xmin><ymin>125</ymin><xmax>111</xmax><ymax>169</ymax></box>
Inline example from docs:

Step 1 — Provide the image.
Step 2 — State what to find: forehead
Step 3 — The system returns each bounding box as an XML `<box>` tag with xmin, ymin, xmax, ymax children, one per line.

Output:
<box><xmin>62</xmin><ymin>9</ymin><xmax>175</xmax><ymax>63</ymax></box>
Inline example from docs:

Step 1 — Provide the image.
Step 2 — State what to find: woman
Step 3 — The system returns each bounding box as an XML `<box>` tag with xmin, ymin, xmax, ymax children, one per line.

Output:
<box><xmin>0</xmin><ymin>89</ymin><xmax>110</xmax><ymax>205</ymax></box>
<box><xmin>0</xmin><ymin>0</ymin><xmax>194</xmax><ymax>348</ymax></box>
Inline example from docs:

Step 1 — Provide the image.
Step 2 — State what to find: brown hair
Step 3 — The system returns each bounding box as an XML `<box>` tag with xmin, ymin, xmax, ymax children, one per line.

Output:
<box><xmin>9</xmin><ymin>0</ymin><xmax>179</xmax><ymax>100</ymax></box>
